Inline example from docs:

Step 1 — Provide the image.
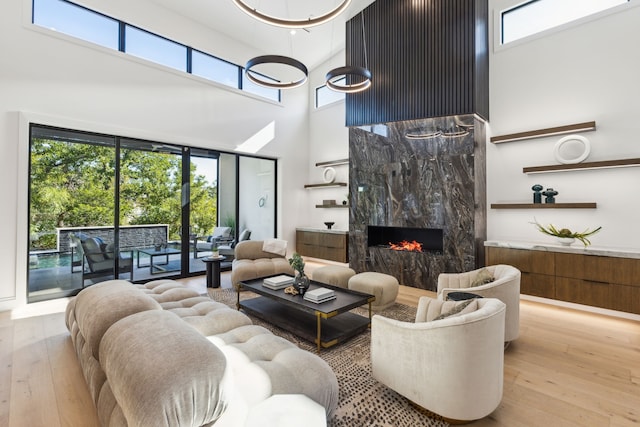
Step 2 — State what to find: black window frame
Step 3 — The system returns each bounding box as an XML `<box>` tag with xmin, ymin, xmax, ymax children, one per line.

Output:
<box><xmin>31</xmin><ymin>0</ymin><xmax>281</xmax><ymax>101</ymax></box>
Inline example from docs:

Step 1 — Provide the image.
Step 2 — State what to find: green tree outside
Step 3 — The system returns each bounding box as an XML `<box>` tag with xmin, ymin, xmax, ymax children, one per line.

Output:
<box><xmin>29</xmin><ymin>138</ymin><xmax>217</xmax><ymax>250</ymax></box>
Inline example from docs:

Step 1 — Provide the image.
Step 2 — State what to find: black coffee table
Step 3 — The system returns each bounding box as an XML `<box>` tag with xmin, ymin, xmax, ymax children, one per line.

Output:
<box><xmin>238</xmin><ymin>276</ymin><xmax>375</xmax><ymax>352</ymax></box>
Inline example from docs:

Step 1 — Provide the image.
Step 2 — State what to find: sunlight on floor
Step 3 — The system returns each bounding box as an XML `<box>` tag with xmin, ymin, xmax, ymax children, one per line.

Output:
<box><xmin>10</xmin><ymin>296</ymin><xmax>72</xmax><ymax>320</ymax></box>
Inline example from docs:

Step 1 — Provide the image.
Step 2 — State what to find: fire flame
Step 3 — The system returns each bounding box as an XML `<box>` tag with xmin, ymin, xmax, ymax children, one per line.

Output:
<box><xmin>389</xmin><ymin>240</ymin><xmax>423</xmax><ymax>252</ymax></box>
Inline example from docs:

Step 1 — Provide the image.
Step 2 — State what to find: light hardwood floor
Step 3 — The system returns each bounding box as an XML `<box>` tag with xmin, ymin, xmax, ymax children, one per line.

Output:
<box><xmin>1</xmin><ymin>272</ymin><xmax>638</xmax><ymax>426</ymax></box>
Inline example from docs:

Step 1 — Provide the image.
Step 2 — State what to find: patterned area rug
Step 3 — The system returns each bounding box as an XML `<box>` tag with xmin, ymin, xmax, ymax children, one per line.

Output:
<box><xmin>208</xmin><ymin>288</ymin><xmax>449</xmax><ymax>427</ymax></box>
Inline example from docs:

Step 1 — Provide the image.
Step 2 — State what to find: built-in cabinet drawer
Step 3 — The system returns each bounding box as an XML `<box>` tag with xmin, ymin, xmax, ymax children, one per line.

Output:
<box><xmin>555</xmin><ymin>277</ymin><xmax>612</xmax><ymax>309</ymax></box>
<box><xmin>487</xmin><ymin>247</ymin><xmax>556</xmax><ymax>298</ymax></box>
<box><xmin>521</xmin><ymin>272</ymin><xmax>555</xmax><ymax>299</ymax></box>
<box><xmin>611</xmin><ymin>257</ymin><xmax>640</xmax><ymax>286</ymax></box>
<box><xmin>486</xmin><ymin>246</ymin><xmax>555</xmax><ymax>275</ymax></box>
<box><xmin>297</xmin><ymin>231</ymin><xmax>320</xmax><ymax>246</ymax></box>
<box><xmin>486</xmin><ymin>246</ymin><xmax>640</xmax><ymax>315</ymax></box>
<box><xmin>555</xmin><ymin>252</ymin><xmax>613</xmax><ymax>282</ymax></box>
<box><xmin>610</xmin><ymin>284</ymin><xmax>640</xmax><ymax>313</ymax></box>
<box><xmin>296</xmin><ymin>230</ymin><xmax>348</xmax><ymax>263</ymax></box>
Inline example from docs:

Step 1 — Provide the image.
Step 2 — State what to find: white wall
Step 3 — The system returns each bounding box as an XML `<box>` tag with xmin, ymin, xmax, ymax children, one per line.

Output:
<box><xmin>488</xmin><ymin>0</ymin><xmax>640</xmax><ymax>249</ymax></box>
<box><xmin>218</xmin><ymin>153</ymin><xmax>237</xmax><ymax>229</ymax></box>
<box><xmin>0</xmin><ymin>0</ymin><xmax>310</xmax><ymax>311</ymax></box>
<box><xmin>305</xmin><ymin>53</ymin><xmax>350</xmax><ymax>232</ymax></box>
<box><xmin>238</xmin><ymin>157</ymin><xmax>276</xmax><ymax>242</ymax></box>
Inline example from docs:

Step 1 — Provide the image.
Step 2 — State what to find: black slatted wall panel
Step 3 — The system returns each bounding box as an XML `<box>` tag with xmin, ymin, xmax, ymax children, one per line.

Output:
<box><xmin>345</xmin><ymin>0</ymin><xmax>488</xmax><ymax>127</ymax></box>
<box><xmin>474</xmin><ymin>0</ymin><xmax>490</xmax><ymax>120</ymax></box>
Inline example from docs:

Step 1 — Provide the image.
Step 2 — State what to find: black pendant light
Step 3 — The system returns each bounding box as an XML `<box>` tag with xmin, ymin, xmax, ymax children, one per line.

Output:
<box><xmin>245</xmin><ymin>55</ymin><xmax>308</xmax><ymax>89</ymax></box>
<box><xmin>325</xmin><ymin>11</ymin><xmax>372</xmax><ymax>94</ymax></box>
<box><xmin>232</xmin><ymin>0</ymin><xmax>351</xmax><ymax>29</ymax></box>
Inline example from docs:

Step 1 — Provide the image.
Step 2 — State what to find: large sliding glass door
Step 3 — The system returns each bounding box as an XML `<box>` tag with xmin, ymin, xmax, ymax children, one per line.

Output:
<box><xmin>189</xmin><ymin>148</ymin><xmax>221</xmax><ymax>273</ymax></box>
<box><xmin>119</xmin><ymin>140</ymin><xmax>185</xmax><ymax>280</ymax></box>
<box><xmin>28</xmin><ymin>126</ymin><xmax>119</xmax><ymax>302</ymax></box>
<box><xmin>27</xmin><ymin>124</ymin><xmax>276</xmax><ymax>303</ymax></box>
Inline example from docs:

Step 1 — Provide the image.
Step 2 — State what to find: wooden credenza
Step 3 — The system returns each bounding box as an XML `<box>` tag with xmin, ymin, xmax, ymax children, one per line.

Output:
<box><xmin>296</xmin><ymin>228</ymin><xmax>348</xmax><ymax>263</ymax></box>
<box><xmin>485</xmin><ymin>244</ymin><xmax>640</xmax><ymax>315</ymax></box>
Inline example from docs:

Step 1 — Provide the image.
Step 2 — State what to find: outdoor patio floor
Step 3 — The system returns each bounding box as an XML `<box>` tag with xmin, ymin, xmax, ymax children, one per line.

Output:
<box><xmin>28</xmin><ymin>252</ymin><xmax>231</xmax><ymax>302</ymax></box>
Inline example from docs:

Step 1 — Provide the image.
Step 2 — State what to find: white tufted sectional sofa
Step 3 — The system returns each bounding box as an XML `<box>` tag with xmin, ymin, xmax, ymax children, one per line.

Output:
<box><xmin>65</xmin><ymin>279</ymin><xmax>338</xmax><ymax>426</ymax></box>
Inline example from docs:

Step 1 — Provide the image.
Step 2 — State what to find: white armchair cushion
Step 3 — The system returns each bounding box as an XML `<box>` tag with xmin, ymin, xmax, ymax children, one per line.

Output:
<box><xmin>212</xmin><ymin>227</ymin><xmax>232</xmax><ymax>240</ymax></box>
<box><xmin>432</xmin><ymin>299</ymin><xmax>478</xmax><ymax>321</ymax></box>
<box><xmin>471</xmin><ymin>267</ymin><xmax>494</xmax><ymax>287</ymax></box>
<box><xmin>437</xmin><ymin>264</ymin><xmax>521</xmax><ymax>342</ymax></box>
<box><xmin>238</xmin><ymin>229</ymin><xmax>252</xmax><ymax>242</ymax></box>
<box><xmin>415</xmin><ymin>297</ymin><xmax>478</xmax><ymax>322</ymax></box>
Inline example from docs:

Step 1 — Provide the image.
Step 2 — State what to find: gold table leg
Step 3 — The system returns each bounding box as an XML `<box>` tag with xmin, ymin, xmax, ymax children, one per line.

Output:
<box><xmin>316</xmin><ymin>311</ymin><xmax>322</xmax><ymax>354</ymax></box>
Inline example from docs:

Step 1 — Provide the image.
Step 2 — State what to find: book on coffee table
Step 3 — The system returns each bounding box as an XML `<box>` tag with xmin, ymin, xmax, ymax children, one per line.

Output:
<box><xmin>263</xmin><ymin>275</ymin><xmax>294</xmax><ymax>290</ymax></box>
<box><xmin>304</xmin><ymin>294</ymin><xmax>337</xmax><ymax>304</ymax></box>
<box><xmin>304</xmin><ymin>287</ymin><xmax>336</xmax><ymax>303</ymax></box>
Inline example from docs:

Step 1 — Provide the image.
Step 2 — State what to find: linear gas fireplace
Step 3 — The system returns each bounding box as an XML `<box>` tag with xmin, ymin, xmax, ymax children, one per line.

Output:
<box><xmin>368</xmin><ymin>226</ymin><xmax>443</xmax><ymax>252</ymax></box>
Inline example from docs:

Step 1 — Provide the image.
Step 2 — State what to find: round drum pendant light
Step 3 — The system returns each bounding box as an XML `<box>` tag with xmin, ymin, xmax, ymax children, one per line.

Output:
<box><xmin>325</xmin><ymin>66</ymin><xmax>372</xmax><ymax>93</ymax></box>
<box><xmin>232</xmin><ymin>0</ymin><xmax>352</xmax><ymax>29</ymax></box>
<box><xmin>245</xmin><ymin>55</ymin><xmax>308</xmax><ymax>89</ymax></box>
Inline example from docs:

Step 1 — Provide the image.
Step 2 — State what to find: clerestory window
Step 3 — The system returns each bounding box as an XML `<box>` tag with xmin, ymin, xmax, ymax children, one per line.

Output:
<box><xmin>32</xmin><ymin>0</ymin><xmax>118</xmax><ymax>49</ymax></box>
<box><xmin>501</xmin><ymin>0</ymin><xmax>630</xmax><ymax>45</ymax></box>
<box><xmin>32</xmin><ymin>0</ymin><xmax>280</xmax><ymax>101</ymax></box>
<box><xmin>315</xmin><ymin>79</ymin><xmax>346</xmax><ymax>109</ymax></box>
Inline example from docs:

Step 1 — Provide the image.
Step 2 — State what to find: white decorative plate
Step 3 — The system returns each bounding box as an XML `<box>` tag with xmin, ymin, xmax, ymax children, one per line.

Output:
<box><xmin>323</xmin><ymin>167</ymin><xmax>336</xmax><ymax>183</ymax></box>
<box><xmin>554</xmin><ymin>135</ymin><xmax>591</xmax><ymax>164</ymax></box>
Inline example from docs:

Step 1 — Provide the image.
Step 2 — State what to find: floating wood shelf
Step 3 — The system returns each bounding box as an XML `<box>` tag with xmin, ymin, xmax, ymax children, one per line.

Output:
<box><xmin>304</xmin><ymin>182</ymin><xmax>348</xmax><ymax>189</ymax></box>
<box><xmin>315</xmin><ymin>204</ymin><xmax>349</xmax><ymax>208</ymax></box>
<box><xmin>315</xmin><ymin>158</ymin><xmax>349</xmax><ymax>167</ymax></box>
<box><xmin>523</xmin><ymin>158</ymin><xmax>640</xmax><ymax>174</ymax></box>
<box><xmin>491</xmin><ymin>203</ymin><xmax>597</xmax><ymax>209</ymax></box>
<box><xmin>491</xmin><ymin>121</ymin><xmax>596</xmax><ymax>144</ymax></box>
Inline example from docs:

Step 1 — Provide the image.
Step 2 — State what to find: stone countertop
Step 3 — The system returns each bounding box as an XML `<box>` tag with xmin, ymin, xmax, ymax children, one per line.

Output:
<box><xmin>296</xmin><ymin>227</ymin><xmax>348</xmax><ymax>235</ymax></box>
<box><xmin>485</xmin><ymin>240</ymin><xmax>640</xmax><ymax>259</ymax></box>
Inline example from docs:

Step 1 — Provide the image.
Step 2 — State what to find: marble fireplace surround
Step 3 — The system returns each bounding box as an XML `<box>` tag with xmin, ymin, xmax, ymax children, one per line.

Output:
<box><xmin>349</xmin><ymin>115</ymin><xmax>486</xmax><ymax>291</ymax></box>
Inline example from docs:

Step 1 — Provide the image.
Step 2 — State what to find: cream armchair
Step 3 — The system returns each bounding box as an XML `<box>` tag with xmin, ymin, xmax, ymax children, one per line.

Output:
<box><xmin>437</xmin><ymin>264</ymin><xmax>521</xmax><ymax>342</ymax></box>
<box><xmin>230</xmin><ymin>240</ymin><xmax>294</xmax><ymax>289</ymax></box>
<box><xmin>371</xmin><ymin>297</ymin><xmax>506</xmax><ymax>422</ymax></box>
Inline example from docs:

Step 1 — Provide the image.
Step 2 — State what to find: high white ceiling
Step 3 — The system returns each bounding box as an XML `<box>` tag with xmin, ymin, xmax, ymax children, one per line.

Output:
<box><xmin>146</xmin><ymin>0</ymin><xmax>375</xmax><ymax>71</ymax></box>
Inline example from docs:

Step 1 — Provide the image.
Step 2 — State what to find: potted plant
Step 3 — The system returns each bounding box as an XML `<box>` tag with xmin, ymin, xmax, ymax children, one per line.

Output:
<box><xmin>222</xmin><ymin>215</ymin><xmax>236</xmax><ymax>237</ymax></box>
<box><xmin>532</xmin><ymin>219</ymin><xmax>601</xmax><ymax>247</ymax></box>
<box><xmin>288</xmin><ymin>252</ymin><xmax>309</xmax><ymax>295</ymax></box>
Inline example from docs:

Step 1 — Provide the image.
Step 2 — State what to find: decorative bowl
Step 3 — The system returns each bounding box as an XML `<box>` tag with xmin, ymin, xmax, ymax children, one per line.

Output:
<box><xmin>556</xmin><ymin>237</ymin><xmax>575</xmax><ymax>246</ymax></box>
<box><xmin>324</xmin><ymin>222</ymin><xmax>335</xmax><ymax>230</ymax></box>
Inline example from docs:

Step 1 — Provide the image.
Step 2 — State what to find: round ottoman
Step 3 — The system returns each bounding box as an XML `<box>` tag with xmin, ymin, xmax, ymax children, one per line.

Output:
<box><xmin>348</xmin><ymin>272</ymin><xmax>399</xmax><ymax>311</ymax></box>
<box><xmin>312</xmin><ymin>265</ymin><xmax>356</xmax><ymax>289</ymax></box>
